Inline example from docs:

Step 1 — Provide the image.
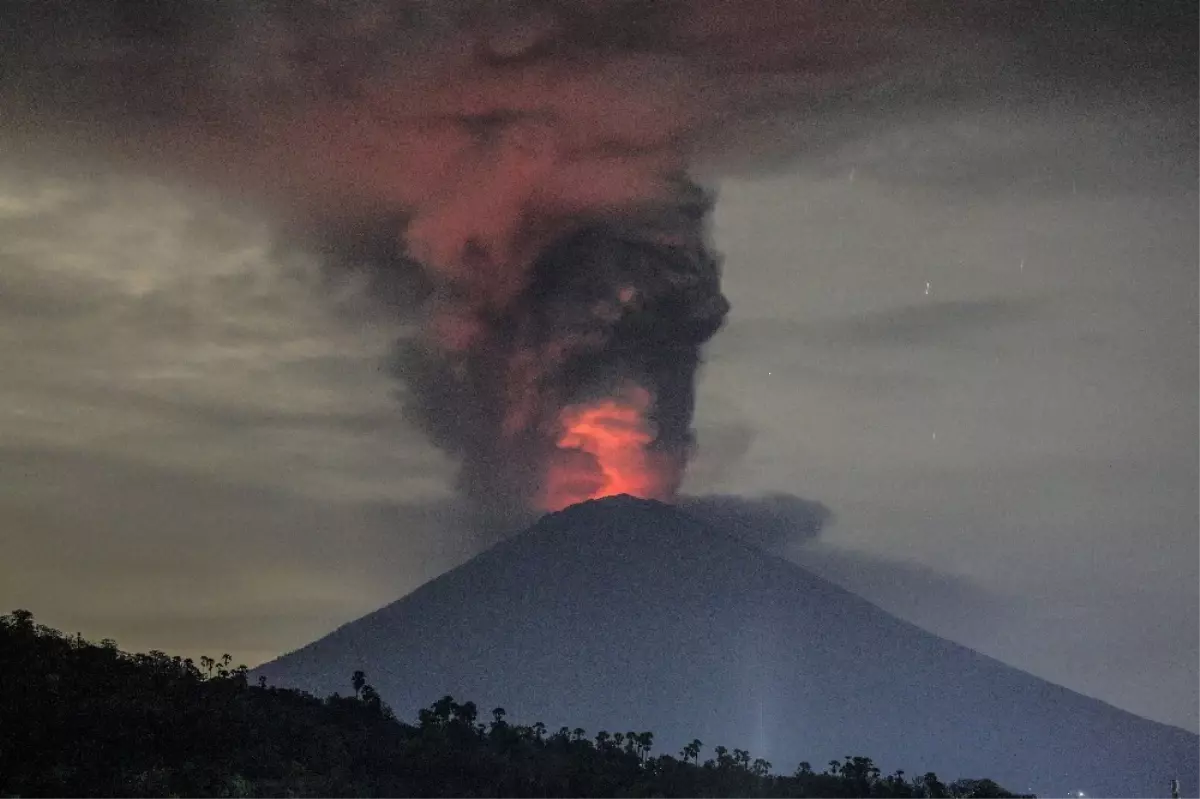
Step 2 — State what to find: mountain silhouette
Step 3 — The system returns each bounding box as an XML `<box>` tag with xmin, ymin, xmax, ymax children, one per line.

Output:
<box><xmin>253</xmin><ymin>496</ymin><xmax>1198</xmax><ymax>797</ymax></box>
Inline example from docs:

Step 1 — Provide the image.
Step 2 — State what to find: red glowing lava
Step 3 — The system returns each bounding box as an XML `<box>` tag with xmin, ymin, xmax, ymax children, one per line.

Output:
<box><xmin>539</xmin><ymin>384</ymin><xmax>680</xmax><ymax>512</ymax></box>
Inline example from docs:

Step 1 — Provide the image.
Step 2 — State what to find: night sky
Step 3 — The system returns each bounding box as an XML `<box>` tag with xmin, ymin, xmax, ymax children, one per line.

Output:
<box><xmin>1</xmin><ymin>0</ymin><xmax>1196</xmax><ymax>735</ymax></box>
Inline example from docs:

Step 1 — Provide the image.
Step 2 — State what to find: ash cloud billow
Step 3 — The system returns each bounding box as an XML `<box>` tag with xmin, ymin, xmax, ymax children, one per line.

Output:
<box><xmin>395</xmin><ymin>181</ymin><xmax>728</xmax><ymax>520</ymax></box>
<box><xmin>3</xmin><ymin>0</ymin><xmax>939</xmax><ymax>523</ymax></box>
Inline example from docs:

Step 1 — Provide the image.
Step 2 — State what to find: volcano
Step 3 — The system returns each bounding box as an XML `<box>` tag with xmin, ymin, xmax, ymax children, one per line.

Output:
<box><xmin>253</xmin><ymin>497</ymin><xmax>1198</xmax><ymax>797</ymax></box>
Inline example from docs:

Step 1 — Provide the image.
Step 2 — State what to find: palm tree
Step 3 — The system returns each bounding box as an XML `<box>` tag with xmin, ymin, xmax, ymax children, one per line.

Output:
<box><xmin>636</xmin><ymin>732</ymin><xmax>654</xmax><ymax>762</ymax></box>
<box><xmin>351</xmin><ymin>670</ymin><xmax>366</xmax><ymax>699</ymax></box>
<box><xmin>715</xmin><ymin>746</ymin><xmax>732</xmax><ymax>770</ymax></box>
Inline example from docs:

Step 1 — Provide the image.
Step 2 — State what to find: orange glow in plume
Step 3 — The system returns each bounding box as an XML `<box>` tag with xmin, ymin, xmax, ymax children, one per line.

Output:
<box><xmin>539</xmin><ymin>384</ymin><xmax>679</xmax><ymax>512</ymax></box>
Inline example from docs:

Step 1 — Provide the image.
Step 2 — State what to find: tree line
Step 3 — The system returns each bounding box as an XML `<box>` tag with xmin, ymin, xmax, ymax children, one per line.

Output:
<box><xmin>0</xmin><ymin>610</ymin><xmax>1032</xmax><ymax>798</ymax></box>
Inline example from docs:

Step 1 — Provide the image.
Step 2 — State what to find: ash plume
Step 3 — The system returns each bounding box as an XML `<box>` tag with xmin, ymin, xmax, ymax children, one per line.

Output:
<box><xmin>2</xmin><ymin>0</ymin><xmax>945</xmax><ymax>522</ymax></box>
<box><xmin>396</xmin><ymin>180</ymin><xmax>728</xmax><ymax>519</ymax></box>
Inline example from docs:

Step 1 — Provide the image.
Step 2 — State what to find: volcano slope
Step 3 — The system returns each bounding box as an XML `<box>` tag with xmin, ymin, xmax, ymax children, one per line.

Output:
<box><xmin>254</xmin><ymin>496</ymin><xmax>1199</xmax><ymax>797</ymax></box>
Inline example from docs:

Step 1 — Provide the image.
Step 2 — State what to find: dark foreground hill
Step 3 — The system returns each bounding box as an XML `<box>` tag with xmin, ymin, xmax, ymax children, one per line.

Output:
<box><xmin>255</xmin><ymin>496</ymin><xmax>1199</xmax><ymax>798</ymax></box>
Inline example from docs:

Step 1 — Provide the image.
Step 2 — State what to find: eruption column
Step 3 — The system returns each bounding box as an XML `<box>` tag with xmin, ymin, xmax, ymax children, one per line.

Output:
<box><xmin>398</xmin><ymin>185</ymin><xmax>729</xmax><ymax>523</ymax></box>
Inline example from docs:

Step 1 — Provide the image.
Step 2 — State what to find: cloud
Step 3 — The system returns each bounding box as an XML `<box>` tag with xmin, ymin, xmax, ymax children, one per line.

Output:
<box><xmin>0</xmin><ymin>166</ymin><xmax>451</xmax><ymax>504</ymax></box>
<box><xmin>822</xmin><ymin>298</ymin><xmax>1043</xmax><ymax>348</ymax></box>
<box><xmin>783</xmin><ymin>541</ymin><xmax>1019</xmax><ymax>640</ymax></box>
<box><xmin>682</xmin><ymin>490</ymin><xmax>1016</xmax><ymax>640</ymax></box>
<box><xmin>0</xmin><ymin>444</ymin><xmax>481</xmax><ymax>667</ymax></box>
<box><xmin>708</xmin><ymin>298</ymin><xmax>1043</xmax><ymax>357</ymax></box>
<box><xmin>681</xmin><ymin>492</ymin><xmax>832</xmax><ymax>552</ymax></box>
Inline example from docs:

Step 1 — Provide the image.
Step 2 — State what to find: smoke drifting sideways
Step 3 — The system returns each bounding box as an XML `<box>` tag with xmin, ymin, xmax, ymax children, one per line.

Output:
<box><xmin>3</xmin><ymin>0</ymin><xmax>939</xmax><ymax>526</ymax></box>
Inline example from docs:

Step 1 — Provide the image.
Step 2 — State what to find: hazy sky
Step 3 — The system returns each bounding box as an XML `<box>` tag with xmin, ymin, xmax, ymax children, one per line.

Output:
<box><xmin>1</xmin><ymin>2</ymin><xmax>1196</xmax><ymax>732</ymax></box>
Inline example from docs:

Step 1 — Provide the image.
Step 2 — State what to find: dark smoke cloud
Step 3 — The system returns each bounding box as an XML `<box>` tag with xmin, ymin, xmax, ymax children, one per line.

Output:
<box><xmin>395</xmin><ymin>182</ymin><xmax>728</xmax><ymax>519</ymax></box>
<box><xmin>681</xmin><ymin>493</ymin><xmax>833</xmax><ymax>553</ymax></box>
<box><xmin>2</xmin><ymin>0</ymin><xmax>948</xmax><ymax>520</ymax></box>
